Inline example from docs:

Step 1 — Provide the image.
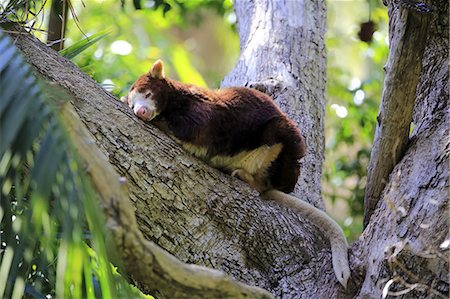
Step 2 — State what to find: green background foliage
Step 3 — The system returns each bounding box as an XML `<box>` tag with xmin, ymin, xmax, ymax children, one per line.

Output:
<box><xmin>62</xmin><ymin>0</ymin><xmax>238</xmax><ymax>95</ymax></box>
<box><xmin>325</xmin><ymin>2</ymin><xmax>388</xmax><ymax>239</ymax></box>
<box><xmin>0</xmin><ymin>30</ymin><xmax>150</xmax><ymax>299</ymax></box>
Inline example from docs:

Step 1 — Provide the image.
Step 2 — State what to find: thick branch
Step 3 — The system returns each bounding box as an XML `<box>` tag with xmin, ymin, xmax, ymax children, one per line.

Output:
<box><xmin>354</xmin><ymin>2</ymin><xmax>449</xmax><ymax>297</ymax></box>
<box><xmin>363</xmin><ymin>2</ymin><xmax>431</xmax><ymax>227</ymax></box>
<box><xmin>60</xmin><ymin>101</ymin><xmax>273</xmax><ymax>299</ymax></box>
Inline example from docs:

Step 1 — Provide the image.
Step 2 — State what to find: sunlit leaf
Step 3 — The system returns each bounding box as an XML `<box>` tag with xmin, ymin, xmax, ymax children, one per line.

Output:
<box><xmin>0</xmin><ymin>30</ymin><xmax>146</xmax><ymax>299</ymax></box>
<box><xmin>59</xmin><ymin>31</ymin><xmax>110</xmax><ymax>60</ymax></box>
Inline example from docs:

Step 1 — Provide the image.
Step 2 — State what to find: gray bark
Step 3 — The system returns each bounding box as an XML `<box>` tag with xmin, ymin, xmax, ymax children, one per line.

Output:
<box><xmin>60</xmin><ymin>101</ymin><xmax>273</xmax><ymax>299</ymax></box>
<box><xmin>354</xmin><ymin>1</ymin><xmax>449</xmax><ymax>298</ymax></box>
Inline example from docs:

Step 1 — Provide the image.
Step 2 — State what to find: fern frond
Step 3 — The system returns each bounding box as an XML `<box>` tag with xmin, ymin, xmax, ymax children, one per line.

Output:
<box><xmin>0</xmin><ymin>30</ymin><xmax>122</xmax><ymax>299</ymax></box>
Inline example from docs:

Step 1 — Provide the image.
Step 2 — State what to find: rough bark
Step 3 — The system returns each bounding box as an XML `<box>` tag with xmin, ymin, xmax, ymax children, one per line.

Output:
<box><xmin>354</xmin><ymin>1</ymin><xmax>449</xmax><ymax>298</ymax></box>
<box><xmin>60</xmin><ymin>101</ymin><xmax>273</xmax><ymax>299</ymax></box>
<box><xmin>222</xmin><ymin>0</ymin><xmax>327</xmax><ymax>208</ymax></box>
<box><xmin>363</xmin><ymin>0</ymin><xmax>431</xmax><ymax>227</ymax></box>
<box><xmin>3</xmin><ymin>1</ymin><xmax>346</xmax><ymax>297</ymax></box>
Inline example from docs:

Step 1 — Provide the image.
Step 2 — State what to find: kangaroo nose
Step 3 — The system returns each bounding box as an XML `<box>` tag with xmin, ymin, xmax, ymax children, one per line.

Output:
<box><xmin>136</xmin><ymin>107</ymin><xmax>150</xmax><ymax>120</ymax></box>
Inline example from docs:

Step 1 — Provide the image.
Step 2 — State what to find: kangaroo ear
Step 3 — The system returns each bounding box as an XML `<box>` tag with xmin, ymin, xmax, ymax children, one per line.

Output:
<box><xmin>149</xmin><ymin>59</ymin><xmax>165</xmax><ymax>79</ymax></box>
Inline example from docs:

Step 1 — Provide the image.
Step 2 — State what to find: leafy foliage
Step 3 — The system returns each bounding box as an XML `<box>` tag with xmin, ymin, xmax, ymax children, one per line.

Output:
<box><xmin>0</xmin><ymin>0</ymin><xmax>47</xmax><ymax>25</ymax></box>
<box><xmin>325</xmin><ymin>2</ymin><xmax>389</xmax><ymax>239</ymax></box>
<box><xmin>128</xmin><ymin>0</ymin><xmax>233</xmax><ymax>18</ymax></box>
<box><xmin>61</xmin><ymin>0</ymin><xmax>238</xmax><ymax>95</ymax></box>
<box><xmin>0</xmin><ymin>31</ymin><xmax>149</xmax><ymax>299</ymax></box>
<box><xmin>59</xmin><ymin>31</ymin><xmax>110</xmax><ymax>60</ymax></box>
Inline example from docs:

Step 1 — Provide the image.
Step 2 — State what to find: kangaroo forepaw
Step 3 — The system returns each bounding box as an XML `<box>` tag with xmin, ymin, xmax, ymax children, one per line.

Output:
<box><xmin>231</xmin><ymin>169</ymin><xmax>255</xmax><ymax>185</ymax></box>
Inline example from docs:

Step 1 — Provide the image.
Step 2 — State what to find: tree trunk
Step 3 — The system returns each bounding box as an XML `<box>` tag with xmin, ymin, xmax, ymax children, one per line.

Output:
<box><xmin>363</xmin><ymin>0</ymin><xmax>431</xmax><ymax>228</ymax></box>
<box><xmin>47</xmin><ymin>0</ymin><xmax>68</xmax><ymax>51</ymax></box>
<box><xmin>354</xmin><ymin>1</ymin><xmax>449</xmax><ymax>298</ymax></box>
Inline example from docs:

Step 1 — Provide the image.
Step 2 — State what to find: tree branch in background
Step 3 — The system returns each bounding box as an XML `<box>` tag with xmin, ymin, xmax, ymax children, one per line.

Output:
<box><xmin>363</xmin><ymin>2</ymin><xmax>431</xmax><ymax>227</ymax></box>
<box><xmin>47</xmin><ymin>0</ymin><xmax>69</xmax><ymax>51</ymax></box>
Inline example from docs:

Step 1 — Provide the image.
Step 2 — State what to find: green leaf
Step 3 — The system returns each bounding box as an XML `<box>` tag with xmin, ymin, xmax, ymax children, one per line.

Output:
<box><xmin>59</xmin><ymin>31</ymin><xmax>110</xmax><ymax>60</ymax></box>
<box><xmin>0</xmin><ymin>38</ymin><xmax>17</xmax><ymax>73</ymax></box>
<box><xmin>171</xmin><ymin>45</ymin><xmax>207</xmax><ymax>87</ymax></box>
<box><xmin>0</xmin><ymin>58</ymin><xmax>33</xmax><ymax>116</ymax></box>
<box><xmin>0</xmin><ymin>29</ymin><xmax>146</xmax><ymax>299</ymax></box>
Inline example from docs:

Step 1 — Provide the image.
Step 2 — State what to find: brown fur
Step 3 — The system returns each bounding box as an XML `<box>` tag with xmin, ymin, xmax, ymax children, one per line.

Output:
<box><xmin>126</xmin><ymin>71</ymin><xmax>306</xmax><ymax>193</ymax></box>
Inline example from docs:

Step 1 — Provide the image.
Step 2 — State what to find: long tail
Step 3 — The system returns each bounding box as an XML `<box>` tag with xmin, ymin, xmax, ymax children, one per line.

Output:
<box><xmin>262</xmin><ymin>190</ymin><xmax>350</xmax><ymax>288</ymax></box>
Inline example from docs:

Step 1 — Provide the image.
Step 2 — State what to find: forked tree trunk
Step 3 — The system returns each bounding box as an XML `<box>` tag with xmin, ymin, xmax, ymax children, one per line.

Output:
<box><xmin>354</xmin><ymin>1</ymin><xmax>449</xmax><ymax>298</ymax></box>
<box><xmin>4</xmin><ymin>0</ymin><xmax>448</xmax><ymax>298</ymax></box>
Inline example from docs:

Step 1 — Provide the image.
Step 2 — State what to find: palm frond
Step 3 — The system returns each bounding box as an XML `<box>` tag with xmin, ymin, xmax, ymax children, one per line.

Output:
<box><xmin>59</xmin><ymin>31</ymin><xmax>109</xmax><ymax>60</ymax></box>
<box><xmin>0</xmin><ymin>30</ymin><xmax>138</xmax><ymax>298</ymax></box>
<box><xmin>0</xmin><ymin>0</ymin><xmax>48</xmax><ymax>31</ymax></box>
